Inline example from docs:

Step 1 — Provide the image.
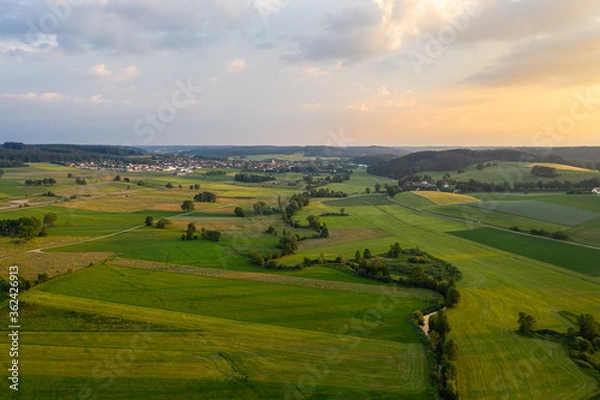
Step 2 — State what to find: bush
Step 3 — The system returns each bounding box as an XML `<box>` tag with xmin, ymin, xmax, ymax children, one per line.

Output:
<box><xmin>247</xmin><ymin>251</ymin><xmax>265</xmax><ymax>266</ymax></box>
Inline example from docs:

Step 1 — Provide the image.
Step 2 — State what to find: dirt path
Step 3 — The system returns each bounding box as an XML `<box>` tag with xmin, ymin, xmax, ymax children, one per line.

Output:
<box><xmin>28</xmin><ymin>224</ymin><xmax>146</xmax><ymax>253</ymax></box>
<box><xmin>420</xmin><ymin>309</ymin><xmax>445</xmax><ymax>336</ymax></box>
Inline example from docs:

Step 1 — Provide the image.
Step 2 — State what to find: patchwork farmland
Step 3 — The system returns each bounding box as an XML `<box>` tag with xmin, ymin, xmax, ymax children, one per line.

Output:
<box><xmin>0</xmin><ymin>161</ymin><xmax>599</xmax><ymax>399</ymax></box>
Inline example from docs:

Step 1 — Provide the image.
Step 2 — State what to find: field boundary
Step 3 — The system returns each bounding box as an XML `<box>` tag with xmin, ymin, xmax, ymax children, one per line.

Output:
<box><xmin>111</xmin><ymin>257</ymin><xmax>437</xmax><ymax>299</ymax></box>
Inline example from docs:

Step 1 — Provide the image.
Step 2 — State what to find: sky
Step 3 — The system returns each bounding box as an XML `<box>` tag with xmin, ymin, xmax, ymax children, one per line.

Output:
<box><xmin>1</xmin><ymin>0</ymin><xmax>599</xmax><ymax>147</ymax></box>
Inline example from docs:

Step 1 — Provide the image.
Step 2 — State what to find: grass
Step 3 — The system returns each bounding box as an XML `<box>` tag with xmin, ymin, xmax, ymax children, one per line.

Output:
<box><xmin>450</xmin><ymin>228</ymin><xmax>600</xmax><ymax>276</ymax></box>
<box><xmin>4</xmin><ymin>291</ymin><xmax>430</xmax><ymax>399</ymax></box>
<box><xmin>37</xmin><ymin>263</ymin><xmax>430</xmax><ymax>342</ymax></box>
<box><xmin>281</xmin><ymin>197</ymin><xmax>600</xmax><ymax>399</ymax></box>
<box><xmin>411</xmin><ymin>191</ymin><xmax>480</xmax><ymax>205</ymax></box>
<box><xmin>469</xmin><ymin>200</ymin><xmax>600</xmax><ymax>226</ymax></box>
<box><xmin>525</xmin><ymin>162</ymin><xmax>595</xmax><ymax>172</ymax></box>
<box><xmin>47</xmin><ymin>228</ymin><xmax>251</xmax><ymax>270</ymax></box>
<box><xmin>3</xmin><ymin>163</ymin><xmax>600</xmax><ymax>399</ymax></box>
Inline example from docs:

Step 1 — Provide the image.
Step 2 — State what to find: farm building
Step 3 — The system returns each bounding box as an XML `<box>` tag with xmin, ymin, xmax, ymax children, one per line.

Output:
<box><xmin>592</xmin><ymin>187</ymin><xmax>600</xmax><ymax>194</ymax></box>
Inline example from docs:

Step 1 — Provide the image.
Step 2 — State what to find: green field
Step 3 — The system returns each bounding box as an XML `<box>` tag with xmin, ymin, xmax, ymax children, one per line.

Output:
<box><xmin>450</xmin><ymin>228</ymin><xmax>600</xmax><ymax>276</ymax></box>
<box><xmin>1</xmin><ymin>162</ymin><xmax>599</xmax><ymax>399</ymax></box>
<box><xmin>470</xmin><ymin>200</ymin><xmax>600</xmax><ymax>226</ymax></box>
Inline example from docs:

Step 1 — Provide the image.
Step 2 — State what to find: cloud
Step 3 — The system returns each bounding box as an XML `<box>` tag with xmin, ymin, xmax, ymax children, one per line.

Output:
<box><xmin>86</xmin><ymin>63</ymin><xmax>140</xmax><ymax>81</ymax></box>
<box><xmin>227</xmin><ymin>59</ymin><xmax>247</xmax><ymax>72</ymax></box>
<box><xmin>282</xmin><ymin>0</ymin><xmax>479</xmax><ymax>63</ymax></box>
<box><xmin>209</xmin><ymin>77</ymin><xmax>219</xmax><ymax>83</ymax></box>
<box><xmin>304</xmin><ymin>67</ymin><xmax>329</xmax><ymax>77</ymax></box>
<box><xmin>467</xmin><ymin>27</ymin><xmax>600</xmax><ymax>87</ymax></box>
<box><xmin>1</xmin><ymin>91</ymin><xmax>112</xmax><ymax>105</ymax></box>
<box><xmin>0</xmin><ymin>0</ymin><xmax>287</xmax><ymax>57</ymax></box>
<box><xmin>302</xmin><ymin>102</ymin><xmax>323</xmax><ymax>110</ymax></box>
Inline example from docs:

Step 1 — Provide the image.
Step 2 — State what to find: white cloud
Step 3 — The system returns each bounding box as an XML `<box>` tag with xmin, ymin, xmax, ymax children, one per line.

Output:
<box><xmin>209</xmin><ymin>76</ymin><xmax>220</xmax><ymax>83</ymax></box>
<box><xmin>302</xmin><ymin>102</ymin><xmax>323</xmax><ymax>110</ymax></box>
<box><xmin>86</xmin><ymin>64</ymin><xmax>140</xmax><ymax>81</ymax></box>
<box><xmin>226</xmin><ymin>59</ymin><xmax>247</xmax><ymax>72</ymax></box>
<box><xmin>1</xmin><ymin>91</ymin><xmax>113</xmax><ymax>105</ymax></box>
<box><xmin>378</xmin><ymin>86</ymin><xmax>391</xmax><ymax>96</ymax></box>
<box><xmin>304</xmin><ymin>67</ymin><xmax>330</xmax><ymax>77</ymax></box>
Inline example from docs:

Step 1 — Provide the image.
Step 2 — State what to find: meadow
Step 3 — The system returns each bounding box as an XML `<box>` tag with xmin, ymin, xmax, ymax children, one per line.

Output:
<box><xmin>0</xmin><ymin>162</ymin><xmax>599</xmax><ymax>399</ymax></box>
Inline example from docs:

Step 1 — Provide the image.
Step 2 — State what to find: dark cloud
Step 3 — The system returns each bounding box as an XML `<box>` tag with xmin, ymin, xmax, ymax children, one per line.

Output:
<box><xmin>0</xmin><ymin>0</ymin><xmax>267</xmax><ymax>56</ymax></box>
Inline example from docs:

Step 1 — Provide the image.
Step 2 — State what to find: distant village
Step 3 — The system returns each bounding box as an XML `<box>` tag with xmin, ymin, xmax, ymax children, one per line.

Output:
<box><xmin>66</xmin><ymin>156</ymin><xmax>354</xmax><ymax>176</ymax></box>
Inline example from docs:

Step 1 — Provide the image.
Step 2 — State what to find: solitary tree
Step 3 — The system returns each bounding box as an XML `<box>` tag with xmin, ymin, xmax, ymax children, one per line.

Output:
<box><xmin>43</xmin><ymin>212</ymin><xmax>57</xmax><ymax>227</ymax></box>
<box><xmin>166</xmin><ymin>182</ymin><xmax>174</xmax><ymax>189</ymax></box>
<box><xmin>156</xmin><ymin>218</ymin><xmax>172</xmax><ymax>229</ymax></box>
<box><xmin>185</xmin><ymin>222</ymin><xmax>197</xmax><ymax>240</ymax></box>
<box><xmin>363</xmin><ymin>248</ymin><xmax>372</xmax><ymax>259</ymax></box>
<box><xmin>518</xmin><ymin>312</ymin><xmax>537</xmax><ymax>335</ymax></box>
<box><xmin>234</xmin><ymin>207</ymin><xmax>246</xmax><ymax>217</ymax></box>
<box><xmin>144</xmin><ymin>216</ymin><xmax>155</xmax><ymax>226</ymax></box>
<box><xmin>375</xmin><ymin>183</ymin><xmax>381</xmax><ymax>193</ymax></box>
<box><xmin>181</xmin><ymin>200</ymin><xmax>195</xmax><ymax>212</ymax></box>
<box><xmin>365</xmin><ymin>187</ymin><xmax>370</xmax><ymax>194</ymax></box>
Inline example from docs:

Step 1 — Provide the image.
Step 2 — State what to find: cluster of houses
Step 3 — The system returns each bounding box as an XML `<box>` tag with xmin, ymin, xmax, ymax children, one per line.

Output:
<box><xmin>67</xmin><ymin>157</ymin><xmax>343</xmax><ymax>176</ymax></box>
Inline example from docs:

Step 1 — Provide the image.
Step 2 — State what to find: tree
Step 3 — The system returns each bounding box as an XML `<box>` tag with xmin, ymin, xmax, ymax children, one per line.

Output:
<box><xmin>388</xmin><ymin>242</ymin><xmax>402</xmax><ymax>258</ymax></box>
<box><xmin>144</xmin><ymin>216</ymin><xmax>155</xmax><ymax>226</ymax></box>
<box><xmin>386</xmin><ymin>185</ymin><xmax>400</xmax><ymax>197</ymax></box>
<box><xmin>180</xmin><ymin>200</ymin><xmax>195</xmax><ymax>211</ymax></box>
<box><xmin>363</xmin><ymin>248</ymin><xmax>372</xmax><ymax>259</ymax></box>
<box><xmin>365</xmin><ymin>187</ymin><xmax>370</xmax><ymax>194</ymax></box>
<box><xmin>518</xmin><ymin>312</ymin><xmax>537</xmax><ymax>335</ymax></box>
<box><xmin>307</xmin><ymin>215</ymin><xmax>322</xmax><ymax>230</ymax></box>
<box><xmin>443</xmin><ymin>338</ymin><xmax>459</xmax><ymax>361</ymax></box>
<box><xmin>185</xmin><ymin>222</ymin><xmax>197</xmax><ymax>240</ymax></box>
<box><xmin>247</xmin><ymin>251</ymin><xmax>265</xmax><ymax>266</ymax></box>
<box><xmin>234</xmin><ymin>207</ymin><xmax>246</xmax><ymax>217</ymax></box>
<box><xmin>577</xmin><ymin>314</ymin><xmax>598</xmax><ymax>341</ymax></box>
<box><xmin>429</xmin><ymin>310</ymin><xmax>451</xmax><ymax>336</ymax></box>
<box><xmin>445</xmin><ymin>287</ymin><xmax>461</xmax><ymax>308</ymax></box>
<box><xmin>166</xmin><ymin>183</ymin><xmax>174</xmax><ymax>189</ymax></box>
<box><xmin>476</xmin><ymin>162</ymin><xmax>485</xmax><ymax>171</ymax></box>
<box><xmin>339</xmin><ymin>208</ymin><xmax>346</xmax><ymax>216</ymax></box>
<box><xmin>194</xmin><ymin>192</ymin><xmax>217</xmax><ymax>203</ymax></box>
<box><xmin>43</xmin><ymin>212</ymin><xmax>57</xmax><ymax>227</ymax></box>
<box><xmin>375</xmin><ymin>183</ymin><xmax>381</xmax><ymax>193</ymax></box>
<box><xmin>319</xmin><ymin>223</ymin><xmax>329</xmax><ymax>238</ymax></box>
<box><xmin>202</xmin><ymin>230</ymin><xmax>222</xmax><ymax>242</ymax></box>
<box><xmin>113</xmin><ymin>175</ymin><xmax>121</xmax><ymax>181</ymax></box>
<box><xmin>355</xmin><ymin>250</ymin><xmax>362</xmax><ymax>262</ymax></box>
<box><xmin>155</xmin><ymin>218</ymin><xmax>172</xmax><ymax>229</ymax></box>
<box><xmin>253</xmin><ymin>201</ymin><xmax>268</xmax><ymax>215</ymax></box>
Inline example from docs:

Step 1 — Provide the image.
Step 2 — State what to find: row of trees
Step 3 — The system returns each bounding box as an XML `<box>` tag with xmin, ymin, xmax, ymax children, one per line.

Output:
<box><xmin>0</xmin><ymin>212</ymin><xmax>57</xmax><ymax>239</ymax></box>
<box><xmin>234</xmin><ymin>173</ymin><xmax>275</xmax><ymax>183</ymax></box>
<box><xmin>25</xmin><ymin>178</ymin><xmax>56</xmax><ymax>186</ymax></box>
<box><xmin>428</xmin><ymin>310</ymin><xmax>460</xmax><ymax>400</ymax></box>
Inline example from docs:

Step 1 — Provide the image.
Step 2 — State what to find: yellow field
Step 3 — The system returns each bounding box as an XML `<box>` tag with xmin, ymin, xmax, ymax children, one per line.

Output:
<box><xmin>411</xmin><ymin>191</ymin><xmax>480</xmax><ymax>205</ymax></box>
<box><xmin>526</xmin><ymin>163</ymin><xmax>594</xmax><ymax>172</ymax></box>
